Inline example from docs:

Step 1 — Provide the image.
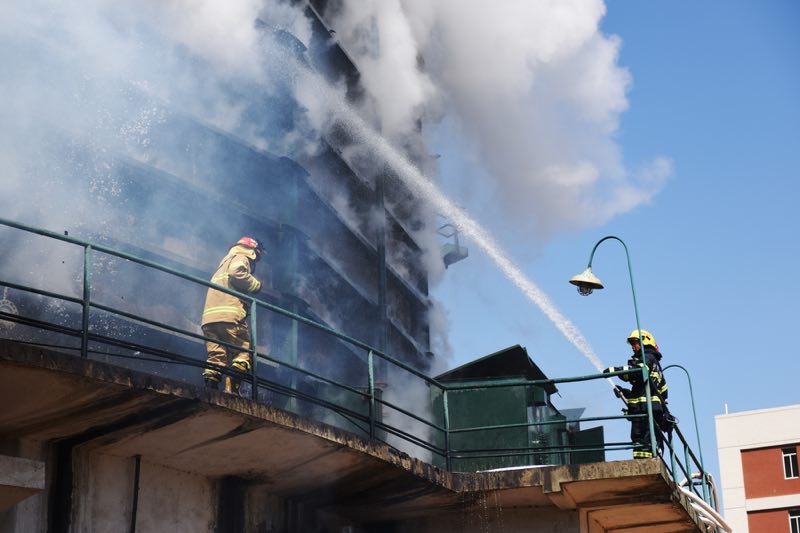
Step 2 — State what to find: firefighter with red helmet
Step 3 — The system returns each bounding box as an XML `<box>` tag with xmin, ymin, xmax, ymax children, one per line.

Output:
<box><xmin>604</xmin><ymin>329</ymin><xmax>669</xmax><ymax>459</ymax></box>
<box><xmin>201</xmin><ymin>237</ymin><xmax>264</xmax><ymax>393</ymax></box>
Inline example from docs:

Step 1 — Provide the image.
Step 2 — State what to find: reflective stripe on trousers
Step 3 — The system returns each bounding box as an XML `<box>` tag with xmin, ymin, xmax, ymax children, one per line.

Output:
<box><xmin>202</xmin><ymin>321</ymin><xmax>251</xmax><ymax>381</ymax></box>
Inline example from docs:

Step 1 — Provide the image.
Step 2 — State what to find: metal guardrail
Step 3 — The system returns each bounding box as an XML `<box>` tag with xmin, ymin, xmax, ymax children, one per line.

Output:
<box><xmin>0</xmin><ymin>216</ymin><xmax>713</xmax><ymax>507</ymax></box>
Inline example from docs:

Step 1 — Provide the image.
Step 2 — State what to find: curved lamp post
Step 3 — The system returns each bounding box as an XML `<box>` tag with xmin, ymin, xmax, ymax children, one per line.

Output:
<box><xmin>663</xmin><ymin>363</ymin><xmax>708</xmax><ymax>499</ymax></box>
<box><xmin>569</xmin><ymin>235</ymin><xmax>658</xmax><ymax>457</ymax></box>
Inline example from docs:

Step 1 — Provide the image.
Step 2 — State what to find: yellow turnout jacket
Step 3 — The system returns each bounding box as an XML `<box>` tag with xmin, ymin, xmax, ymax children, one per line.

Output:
<box><xmin>201</xmin><ymin>245</ymin><xmax>262</xmax><ymax>326</ymax></box>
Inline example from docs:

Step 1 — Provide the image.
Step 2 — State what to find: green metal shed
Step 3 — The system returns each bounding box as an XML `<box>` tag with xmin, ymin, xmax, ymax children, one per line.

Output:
<box><xmin>434</xmin><ymin>345</ymin><xmax>604</xmax><ymax>471</ymax></box>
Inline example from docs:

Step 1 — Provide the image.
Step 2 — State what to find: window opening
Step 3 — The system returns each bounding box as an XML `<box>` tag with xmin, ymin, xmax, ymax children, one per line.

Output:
<box><xmin>789</xmin><ymin>509</ymin><xmax>800</xmax><ymax>533</ymax></box>
<box><xmin>783</xmin><ymin>447</ymin><xmax>799</xmax><ymax>479</ymax></box>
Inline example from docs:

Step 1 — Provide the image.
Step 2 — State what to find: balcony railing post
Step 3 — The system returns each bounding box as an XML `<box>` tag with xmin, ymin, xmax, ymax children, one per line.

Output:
<box><xmin>684</xmin><ymin>445</ymin><xmax>692</xmax><ymax>492</ymax></box>
<box><xmin>249</xmin><ymin>299</ymin><xmax>258</xmax><ymax>401</ymax></box>
<box><xmin>643</xmin><ymin>364</ymin><xmax>658</xmax><ymax>458</ymax></box>
<box><xmin>701</xmin><ymin>470</ymin><xmax>709</xmax><ymax>504</ymax></box>
<box><xmin>663</xmin><ymin>364</ymin><xmax>707</xmax><ymax>502</ymax></box>
<box><xmin>368</xmin><ymin>350</ymin><xmax>376</xmax><ymax>439</ymax></box>
<box><xmin>443</xmin><ymin>388</ymin><xmax>451</xmax><ymax>471</ymax></box>
<box><xmin>668</xmin><ymin>431</ymin><xmax>677</xmax><ymax>477</ymax></box>
<box><xmin>81</xmin><ymin>245</ymin><xmax>92</xmax><ymax>358</ymax></box>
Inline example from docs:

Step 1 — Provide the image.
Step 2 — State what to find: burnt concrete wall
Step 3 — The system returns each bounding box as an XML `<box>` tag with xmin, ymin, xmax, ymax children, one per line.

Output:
<box><xmin>0</xmin><ymin>438</ymin><xmax>48</xmax><ymax>533</ymax></box>
<box><xmin>72</xmin><ymin>451</ymin><xmax>216</xmax><ymax>533</ymax></box>
<box><xmin>1</xmin><ymin>440</ymin><xmax>582</xmax><ymax>533</ymax></box>
<box><xmin>0</xmin><ymin>439</ymin><xmax>334</xmax><ymax>533</ymax></box>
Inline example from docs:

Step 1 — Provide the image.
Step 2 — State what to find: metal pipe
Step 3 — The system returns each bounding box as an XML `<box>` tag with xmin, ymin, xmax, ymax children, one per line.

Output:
<box><xmin>373</xmin><ymin>394</ymin><xmax>443</xmax><ymax>431</ymax></box>
<box><xmin>668</xmin><ymin>431</ymin><xmax>677</xmax><ymax>480</ymax></box>
<box><xmin>250</xmin><ymin>300</ymin><xmax>258</xmax><ymax>400</ymax></box>
<box><xmin>450</xmin><ymin>445</ymin><xmax>636</xmax><ymax>460</ymax></box>
<box><xmin>257</xmin><ymin>354</ymin><xmax>370</xmax><ymax>398</ymax></box>
<box><xmin>130</xmin><ymin>454</ymin><xmax>141</xmax><ymax>533</ymax></box>
<box><xmin>448</xmin><ymin>413</ymin><xmax>635</xmax><ymax>434</ymax></box>
<box><xmin>375</xmin><ymin>423</ymin><xmax>446</xmax><ymax>455</ymax></box>
<box><xmin>442</xmin><ymin>367</ymin><xmax>637</xmax><ymax>391</ymax></box>
<box><xmin>451</xmin><ymin>441</ymin><xmax>634</xmax><ymax>454</ymax></box>
<box><xmin>0</xmin><ymin>310</ymin><xmax>81</xmax><ymax>337</ymax></box>
<box><xmin>671</xmin><ymin>456</ymin><xmax>693</xmax><ymax>490</ymax></box>
<box><xmin>368</xmin><ymin>350</ymin><xmax>376</xmax><ymax>439</ymax></box>
<box><xmin>586</xmin><ymin>236</ymin><xmax>657</xmax><ymax>456</ymax></box>
<box><xmin>81</xmin><ymin>245</ymin><xmax>92</xmax><ymax>358</ymax></box>
<box><xmin>375</xmin><ymin>173</ymin><xmax>388</xmax><ymax>355</ymax></box>
<box><xmin>684</xmin><ymin>445</ymin><xmax>692</xmax><ymax>493</ymax></box>
<box><xmin>705</xmin><ymin>472</ymin><xmax>720</xmax><ymax>512</ymax></box>
<box><xmin>664</xmin><ymin>363</ymin><xmax>707</xmax><ymax>500</ymax></box>
<box><xmin>443</xmin><ymin>390</ymin><xmax>451</xmax><ymax>471</ymax></box>
<box><xmin>0</xmin><ymin>279</ymin><xmax>83</xmax><ymax>305</ymax></box>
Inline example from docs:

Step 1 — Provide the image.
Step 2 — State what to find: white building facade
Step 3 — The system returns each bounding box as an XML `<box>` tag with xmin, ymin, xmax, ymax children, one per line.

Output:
<box><xmin>716</xmin><ymin>404</ymin><xmax>800</xmax><ymax>533</ymax></box>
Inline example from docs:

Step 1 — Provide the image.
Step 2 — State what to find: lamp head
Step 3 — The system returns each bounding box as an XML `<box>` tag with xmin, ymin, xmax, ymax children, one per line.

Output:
<box><xmin>569</xmin><ymin>268</ymin><xmax>604</xmax><ymax>296</ymax></box>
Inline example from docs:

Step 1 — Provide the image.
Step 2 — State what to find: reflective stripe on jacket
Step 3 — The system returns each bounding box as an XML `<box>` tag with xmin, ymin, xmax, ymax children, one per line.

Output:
<box><xmin>201</xmin><ymin>245</ymin><xmax>262</xmax><ymax>326</ymax></box>
<box><xmin>618</xmin><ymin>346</ymin><xmax>668</xmax><ymax>411</ymax></box>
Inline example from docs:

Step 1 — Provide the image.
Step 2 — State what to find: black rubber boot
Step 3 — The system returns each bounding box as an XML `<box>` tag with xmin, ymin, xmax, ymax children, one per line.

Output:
<box><xmin>204</xmin><ymin>377</ymin><xmax>220</xmax><ymax>390</ymax></box>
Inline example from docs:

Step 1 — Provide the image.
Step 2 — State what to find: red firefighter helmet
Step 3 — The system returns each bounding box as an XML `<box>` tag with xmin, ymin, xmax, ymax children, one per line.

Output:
<box><xmin>234</xmin><ymin>236</ymin><xmax>265</xmax><ymax>258</ymax></box>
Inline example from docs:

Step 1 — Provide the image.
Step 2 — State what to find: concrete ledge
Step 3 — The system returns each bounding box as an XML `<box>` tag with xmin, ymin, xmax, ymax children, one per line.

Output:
<box><xmin>0</xmin><ymin>340</ymin><xmax>704</xmax><ymax>530</ymax></box>
<box><xmin>0</xmin><ymin>454</ymin><xmax>45</xmax><ymax>511</ymax></box>
<box><xmin>746</xmin><ymin>492</ymin><xmax>800</xmax><ymax>511</ymax></box>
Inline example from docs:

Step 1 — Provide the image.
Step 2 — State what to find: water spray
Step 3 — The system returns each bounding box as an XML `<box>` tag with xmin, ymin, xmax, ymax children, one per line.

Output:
<box><xmin>297</xmin><ymin>69</ymin><xmax>614</xmax><ymax>386</ymax></box>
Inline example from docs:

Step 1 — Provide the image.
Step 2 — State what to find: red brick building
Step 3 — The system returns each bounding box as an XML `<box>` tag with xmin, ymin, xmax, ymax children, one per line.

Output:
<box><xmin>716</xmin><ymin>405</ymin><xmax>800</xmax><ymax>533</ymax></box>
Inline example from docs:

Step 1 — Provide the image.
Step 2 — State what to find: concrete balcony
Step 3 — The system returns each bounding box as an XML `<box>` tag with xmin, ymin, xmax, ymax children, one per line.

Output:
<box><xmin>0</xmin><ymin>340</ymin><xmax>704</xmax><ymax>532</ymax></box>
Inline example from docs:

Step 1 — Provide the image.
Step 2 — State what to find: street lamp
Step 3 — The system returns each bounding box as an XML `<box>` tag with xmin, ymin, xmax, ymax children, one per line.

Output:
<box><xmin>569</xmin><ymin>267</ymin><xmax>603</xmax><ymax>296</ymax></box>
<box><xmin>569</xmin><ymin>235</ymin><xmax>658</xmax><ymax>457</ymax></box>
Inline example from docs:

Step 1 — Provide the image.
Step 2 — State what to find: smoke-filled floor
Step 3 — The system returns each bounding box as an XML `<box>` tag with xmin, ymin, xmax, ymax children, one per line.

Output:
<box><xmin>1</xmin><ymin>0</ymin><xmax>663</xmax><ymax>469</ymax></box>
<box><xmin>0</xmin><ymin>0</ymin><xmax>456</xmax><ymax>468</ymax></box>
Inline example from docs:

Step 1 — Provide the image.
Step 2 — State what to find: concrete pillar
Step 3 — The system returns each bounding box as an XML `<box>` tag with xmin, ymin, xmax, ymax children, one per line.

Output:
<box><xmin>0</xmin><ymin>455</ymin><xmax>44</xmax><ymax>512</ymax></box>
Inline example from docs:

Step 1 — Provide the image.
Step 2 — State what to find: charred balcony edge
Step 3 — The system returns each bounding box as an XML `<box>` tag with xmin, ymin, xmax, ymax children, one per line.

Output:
<box><xmin>0</xmin><ymin>341</ymin><xmax>704</xmax><ymax>530</ymax></box>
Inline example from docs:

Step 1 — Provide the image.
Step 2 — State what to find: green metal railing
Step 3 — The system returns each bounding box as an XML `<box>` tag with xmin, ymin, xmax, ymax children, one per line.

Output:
<box><xmin>0</xmin><ymin>217</ymin><xmax>711</xmax><ymax>505</ymax></box>
<box><xmin>0</xmin><ymin>216</ymin><xmax>450</xmax><ymax>462</ymax></box>
<box><xmin>663</xmin><ymin>364</ymin><xmax>708</xmax><ymax>501</ymax></box>
<box><xmin>443</xmin><ymin>368</ymin><xmax>702</xmax><ymax>468</ymax></box>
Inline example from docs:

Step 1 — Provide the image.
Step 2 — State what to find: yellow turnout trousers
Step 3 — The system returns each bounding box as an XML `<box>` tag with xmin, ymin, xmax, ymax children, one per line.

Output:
<box><xmin>202</xmin><ymin>321</ymin><xmax>252</xmax><ymax>390</ymax></box>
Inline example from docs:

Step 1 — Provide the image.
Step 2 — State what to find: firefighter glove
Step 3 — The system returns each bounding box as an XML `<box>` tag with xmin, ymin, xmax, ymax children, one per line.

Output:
<box><xmin>613</xmin><ymin>386</ymin><xmax>630</xmax><ymax>399</ymax></box>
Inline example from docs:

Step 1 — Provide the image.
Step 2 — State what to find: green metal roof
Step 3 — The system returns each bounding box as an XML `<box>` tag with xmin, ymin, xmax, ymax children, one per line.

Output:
<box><xmin>434</xmin><ymin>345</ymin><xmax>557</xmax><ymax>394</ymax></box>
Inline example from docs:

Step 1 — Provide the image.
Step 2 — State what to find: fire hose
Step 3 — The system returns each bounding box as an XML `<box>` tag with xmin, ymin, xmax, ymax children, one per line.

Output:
<box><xmin>679</xmin><ymin>481</ymin><xmax>731</xmax><ymax>532</ymax></box>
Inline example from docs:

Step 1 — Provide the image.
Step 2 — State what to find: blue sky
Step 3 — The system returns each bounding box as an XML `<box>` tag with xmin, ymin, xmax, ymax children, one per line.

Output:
<box><xmin>432</xmin><ymin>0</ymin><xmax>800</xmax><ymax>485</ymax></box>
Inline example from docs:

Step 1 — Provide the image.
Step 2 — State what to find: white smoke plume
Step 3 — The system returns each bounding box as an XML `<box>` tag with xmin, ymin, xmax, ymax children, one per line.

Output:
<box><xmin>0</xmin><ymin>0</ymin><xmax>647</xmax><ymax>465</ymax></box>
<box><xmin>327</xmin><ymin>0</ymin><xmax>671</xmax><ymax>235</ymax></box>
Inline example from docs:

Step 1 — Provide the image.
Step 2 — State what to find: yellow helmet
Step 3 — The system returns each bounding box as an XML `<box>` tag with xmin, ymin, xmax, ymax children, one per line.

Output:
<box><xmin>627</xmin><ymin>329</ymin><xmax>657</xmax><ymax>349</ymax></box>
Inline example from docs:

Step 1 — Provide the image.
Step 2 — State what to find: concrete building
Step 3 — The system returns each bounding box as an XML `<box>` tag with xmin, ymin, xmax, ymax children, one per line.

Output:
<box><xmin>716</xmin><ymin>404</ymin><xmax>800</xmax><ymax>532</ymax></box>
<box><xmin>0</xmin><ymin>0</ymin><xmax>438</xmax><ymax>412</ymax></box>
<box><xmin>0</xmin><ymin>341</ymin><xmax>707</xmax><ymax>532</ymax></box>
<box><xmin>1</xmin><ymin>1</ymin><xmax>712</xmax><ymax>531</ymax></box>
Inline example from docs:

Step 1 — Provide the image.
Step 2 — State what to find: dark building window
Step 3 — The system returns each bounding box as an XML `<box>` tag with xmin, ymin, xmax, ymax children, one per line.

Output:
<box><xmin>790</xmin><ymin>509</ymin><xmax>800</xmax><ymax>533</ymax></box>
<box><xmin>784</xmin><ymin>447</ymin><xmax>799</xmax><ymax>479</ymax></box>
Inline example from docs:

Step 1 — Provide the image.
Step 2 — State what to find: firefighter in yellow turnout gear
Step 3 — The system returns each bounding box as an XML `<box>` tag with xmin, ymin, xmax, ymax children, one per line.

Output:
<box><xmin>202</xmin><ymin>237</ymin><xmax>264</xmax><ymax>394</ymax></box>
<box><xmin>604</xmin><ymin>329</ymin><xmax>669</xmax><ymax>459</ymax></box>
